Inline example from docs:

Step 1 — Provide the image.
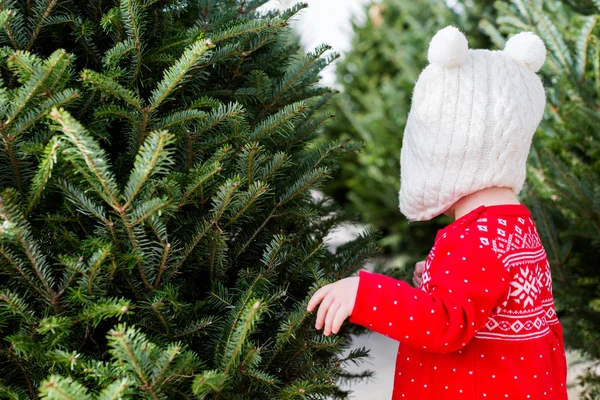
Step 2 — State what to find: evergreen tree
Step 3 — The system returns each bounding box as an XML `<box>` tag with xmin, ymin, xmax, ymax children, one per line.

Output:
<box><xmin>0</xmin><ymin>1</ymin><xmax>376</xmax><ymax>398</ymax></box>
<box><xmin>480</xmin><ymin>0</ymin><xmax>600</xmax><ymax>397</ymax></box>
<box><xmin>323</xmin><ymin>0</ymin><xmax>495</xmax><ymax>269</ymax></box>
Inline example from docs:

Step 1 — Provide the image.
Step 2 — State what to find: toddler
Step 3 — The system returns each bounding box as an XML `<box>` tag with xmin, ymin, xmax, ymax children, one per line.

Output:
<box><xmin>307</xmin><ymin>26</ymin><xmax>568</xmax><ymax>399</ymax></box>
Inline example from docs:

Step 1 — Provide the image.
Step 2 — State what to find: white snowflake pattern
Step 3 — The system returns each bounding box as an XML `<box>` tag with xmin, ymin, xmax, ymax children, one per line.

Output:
<box><xmin>509</xmin><ymin>266</ymin><xmax>541</xmax><ymax>308</ymax></box>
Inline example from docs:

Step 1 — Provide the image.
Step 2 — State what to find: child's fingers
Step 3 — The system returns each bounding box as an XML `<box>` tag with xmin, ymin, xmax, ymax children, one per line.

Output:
<box><xmin>331</xmin><ymin>304</ymin><xmax>349</xmax><ymax>334</ymax></box>
<box><xmin>415</xmin><ymin>261</ymin><xmax>425</xmax><ymax>275</ymax></box>
<box><xmin>323</xmin><ymin>301</ymin><xmax>341</xmax><ymax>336</ymax></box>
<box><xmin>307</xmin><ymin>284</ymin><xmax>332</xmax><ymax>312</ymax></box>
<box><xmin>413</xmin><ymin>274</ymin><xmax>422</xmax><ymax>287</ymax></box>
<box><xmin>315</xmin><ymin>294</ymin><xmax>335</xmax><ymax>330</ymax></box>
<box><xmin>413</xmin><ymin>261</ymin><xmax>425</xmax><ymax>287</ymax></box>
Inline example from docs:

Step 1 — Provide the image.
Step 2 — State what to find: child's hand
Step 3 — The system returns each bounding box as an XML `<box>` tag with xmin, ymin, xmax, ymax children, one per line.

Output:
<box><xmin>413</xmin><ymin>261</ymin><xmax>425</xmax><ymax>287</ymax></box>
<box><xmin>307</xmin><ymin>277</ymin><xmax>359</xmax><ymax>336</ymax></box>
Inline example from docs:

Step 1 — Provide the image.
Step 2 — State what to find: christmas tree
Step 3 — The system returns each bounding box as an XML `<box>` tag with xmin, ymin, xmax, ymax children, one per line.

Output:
<box><xmin>0</xmin><ymin>1</ymin><xmax>376</xmax><ymax>398</ymax></box>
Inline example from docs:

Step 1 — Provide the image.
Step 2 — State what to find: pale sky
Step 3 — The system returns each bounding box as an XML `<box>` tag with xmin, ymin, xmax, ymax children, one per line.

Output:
<box><xmin>261</xmin><ymin>0</ymin><xmax>373</xmax><ymax>86</ymax></box>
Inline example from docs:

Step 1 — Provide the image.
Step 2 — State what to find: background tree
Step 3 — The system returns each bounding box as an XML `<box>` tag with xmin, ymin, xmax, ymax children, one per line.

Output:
<box><xmin>0</xmin><ymin>1</ymin><xmax>376</xmax><ymax>398</ymax></box>
<box><xmin>323</xmin><ymin>0</ymin><xmax>495</xmax><ymax>270</ymax></box>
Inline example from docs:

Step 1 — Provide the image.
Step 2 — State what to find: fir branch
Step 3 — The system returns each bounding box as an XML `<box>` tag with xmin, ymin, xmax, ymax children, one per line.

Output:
<box><xmin>152</xmin><ymin>242</ymin><xmax>170</xmax><ymax>289</ymax></box>
<box><xmin>277</xmin><ymin>167</ymin><xmax>330</xmax><ymax>207</ymax></box>
<box><xmin>194</xmin><ymin>102</ymin><xmax>245</xmax><ymax>137</ymax></box>
<box><xmin>223</xmin><ymin>181</ymin><xmax>268</xmax><ymax>228</ymax></box>
<box><xmin>260</xmin><ymin>234</ymin><xmax>286</xmax><ymax>273</ymax></box>
<box><xmin>210</xmin><ymin>17</ymin><xmax>285</xmax><ymax>44</ymax></box>
<box><xmin>123</xmin><ymin>130</ymin><xmax>174</xmax><ymax>209</ymax></box>
<box><xmin>1</xmin><ymin>132</ymin><xmax>24</xmax><ymax>193</ymax></box>
<box><xmin>191</xmin><ymin>370</ymin><xmax>228</xmax><ymax>397</ymax></box>
<box><xmin>6</xmin><ymin>49</ymin><xmax>72</xmax><ymax>126</ymax></box>
<box><xmin>289</xmin><ymin>112</ymin><xmax>336</xmax><ymax>147</ymax></box>
<box><xmin>176</xmin><ymin>220</ymin><xmax>211</xmax><ymax>271</ymax></box>
<box><xmin>173</xmin><ymin>317</ymin><xmax>216</xmax><ymax>338</ymax></box>
<box><xmin>211</xmin><ymin>177</ymin><xmax>241</xmax><ymax>224</ymax></box>
<box><xmin>268</xmin><ymin>301</ymin><xmax>312</xmax><ymax>367</ymax></box>
<box><xmin>27</xmin><ymin>136</ymin><xmax>60</xmax><ymax>213</ymax></box>
<box><xmin>26</xmin><ymin>0</ymin><xmax>58</xmax><ymax>50</ymax></box>
<box><xmin>207</xmin><ymin>231</ymin><xmax>226</xmax><ymax>282</ymax></box>
<box><xmin>0</xmin><ymin>289</ymin><xmax>36</xmax><ymax>324</ymax></box>
<box><xmin>69</xmin><ymin>17</ymin><xmax>101</xmax><ymax>66</ymax></box>
<box><xmin>530</xmin><ymin>6</ymin><xmax>573</xmax><ymax>71</ymax></box>
<box><xmin>80</xmin><ymin>69</ymin><xmax>143</xmax><ymax>110</ymax></box>
<box><xmin>479</xmin><ymin>19</ymin><xmax>507</xmax><ymax>49</ymax></box>
<box><xmin>279</xmin><ymin>379</ymin><xmax>335</xmax><ymax>399</ymax></box>
<box><xmin>244</xmin><ymin>367</ymin><xmax>278</xmax><ymax>387</ymax></box>
<box><xmin>0</xmin><ymin>245</ymin><xmax>50</xmax><ymax>302</ymax></box>
<box><xmin>5</xmin><ymin>7</ymin><xmax>29</xmax><ymax>50</ymax></box>
<box><xmin>39</xmin><ymin>375</ymin><xmax>92</xmax><ymax>400</ymax></box>
<box><xmin>250</xmin><ymin>102</ymin><xmax>306</xmax><ymax>141</ymax></box>
<box><xmin>509</xmin><ymin>0</ymin><xmax>531</xmax><ymax>21</ymax></box>
<box><xmin>574</xmin><ymin>16</ymin><xmax>598</xmax><ymax>81</ymax></box>
<box><xmin>235</xmin><ymin>208</ymin><xmax>275</xmax><ymax>258</ymax></box>
<box><xmin>50</xmin><ymin>108</ymin><xmax>122</xmax><ymax>208</ymax></box>
<box><xmin>102</xmin><ymin>38</ymin><xmax>136</xmax><ymax>68</ymax></box>
<box><xmin>222</xmin><ymin>298</ymin><xmax>264</xmax><ymax>374</ymax></box>
<box><xmin>86</xmin><ymin>245</ymin><xmax>112</xmax><ymax>295</ymax></box>
<box><xmin>6</xmin><ymin>49</ymin><xmax>42</xmax><ymax>84</ymax></box>
<box><xmin>0</xmin><ymin>194</ymin><xmax>57</xmax><ymax>299</ymax></box>
<box><xmin>259</xmin><ymin>44</ymin><xmax>332</xmax><ymax>118</ymax></box>
<box><xmin>97</xmin><ymin>379</ymin><xmax>130</xmax><ymax>400</ymax></box>
<box><xmin>149</xmin><ymin>342</ymin><xmax>192</xmax><ymax>389</ymax></box>
<box><xmin>159</xmin><ymin>109</ymin><xmax>208</xmax><ymax>131</ymax></box>
<box><xmin>93</xmin><ymin>104</ymin><xmax>139</xmax><ymax>124</ymax></box>
<box><xmin>1</xmin><ymin>8</ymin><xmax>27</xmax><ymax>49</ymax></box>
<box><xmin>57</xmin><ymin>180</ymin><xmax>110</xmax><ymax>225</ymax></box>
<box><xmin>81</xmin><ymin>297</ymin><xmax>132</xmax><ymax>327</ymax></box>
<box><xmin>120</xmin><ymin>0</ymin><xmax>145</xmax><ymax>83</ymax></box>
<box><xmin>9</xmin><ymin>88</ymin><xmax>80</xmax><ymax>143</ymax></box>
<box><xmin>149</xmin><ymin>39</ymin><xmax>214</xmax><ymax>110</ymax></box>
<box><xmin>130</xmin><ymin>196</ymin><xmax>171</xmax><ymax>225</ymax></box>
<box><xmin>495</xmin><ymin>14</ymin><xmax>529</xmax><ymax>31</ymax></box>
<box><xmin>259</xmin><ymin>152</ymin><xmax>289</xmax><ymax>181</ymax></box>
<box><xmin>189</xmin><ymin>96</ymin><xmax>223</xmax><ymax>110</ymax></box>
<box><xmin>0</xmin><ymin>381</ymin><xmax>29</xmax><ymax>400</ymax></box>
<box><xmin>108</xmin><ymin>325</ymin><xmax>152</xmax><ymax>391</ymax></box>
<box><xmin>178</xmin><ymin>161</ymin><xmax>221</xmax><ymax>206</ymax></box>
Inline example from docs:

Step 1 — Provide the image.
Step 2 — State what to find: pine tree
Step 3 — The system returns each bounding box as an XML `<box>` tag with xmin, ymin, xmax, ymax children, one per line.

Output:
<box><xmin>0</xmin><ymin>1</ymin><xmax>376</xmax><ymax>398</ymax></box>
<box><xmin>323</xmin><ymin>0</ymin><xmax>495</xmax><ymax>269</ymax></box>
<box><xmin>480</xmin><ymin>1</ymin><xmax>600</xmax><ymax>397</ymax></box>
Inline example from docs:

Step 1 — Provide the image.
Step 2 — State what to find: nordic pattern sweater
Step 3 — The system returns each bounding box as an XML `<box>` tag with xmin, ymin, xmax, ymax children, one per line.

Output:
<box><xmin>349</xmin><ymin>204</ymin><xmax>568</xmax><ymax>400</ymax></box>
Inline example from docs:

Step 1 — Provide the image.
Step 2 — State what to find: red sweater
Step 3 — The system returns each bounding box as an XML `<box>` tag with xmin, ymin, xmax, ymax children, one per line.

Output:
<box><xmin>350</xmin><ymin>204</ymin><xmax>568</xmax><ymax>400</ymax></box>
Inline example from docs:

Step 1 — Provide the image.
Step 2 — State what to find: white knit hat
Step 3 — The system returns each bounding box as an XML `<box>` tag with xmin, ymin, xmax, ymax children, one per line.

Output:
<box><xmin>399</xmin><ymin>26</ymin><xmax>547</xmax><ymax>221</ymax></box>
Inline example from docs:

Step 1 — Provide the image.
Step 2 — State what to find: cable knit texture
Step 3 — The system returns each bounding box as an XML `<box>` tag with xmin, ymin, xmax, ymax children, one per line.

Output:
<box><xmin>350</xmin><ymin>205</ymin><xmax>568</xmax><ymax>399</ymax></box>
<box><xmin>399</xmin><ymin>27</ymin><xmax>547</xmax><ymax>221</ymax></box>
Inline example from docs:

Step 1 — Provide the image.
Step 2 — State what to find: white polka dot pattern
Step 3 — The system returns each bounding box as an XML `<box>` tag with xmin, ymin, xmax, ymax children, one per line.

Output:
<box><xmin>348</xmin><ymin>205</ymin><xmax>568</xmax><ymax>400</ymax></box>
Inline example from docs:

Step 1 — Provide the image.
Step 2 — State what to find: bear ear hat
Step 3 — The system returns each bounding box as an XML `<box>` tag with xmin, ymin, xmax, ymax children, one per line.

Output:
<box><xmin>427</xmin><ymin>26</ymin><xmax>469</xmax><ymax>67</ymax></box>
<box><xmin>503</xmin><ymin>32</ymin><xmax>546</xmax><ymax>72</ymax></box>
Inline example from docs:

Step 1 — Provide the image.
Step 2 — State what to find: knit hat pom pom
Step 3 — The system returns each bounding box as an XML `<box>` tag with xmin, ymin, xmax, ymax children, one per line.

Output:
<box><xmin>427</xmin><ymin>26</ymin><xmax>469</xmax><ymax>67</ymax></box>
<box><xmin>504</xmin><ymin>32</ymin><xmax>546</xmax><ymax>72</ymax></box>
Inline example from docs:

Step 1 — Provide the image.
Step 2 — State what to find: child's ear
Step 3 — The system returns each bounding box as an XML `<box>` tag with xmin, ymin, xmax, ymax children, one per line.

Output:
<box><xmin>427</xmin><ymin>26</ymin><xmax>469</xmax><ymax>68</ymax></box>
<box><xmin>503</xmin><ymin>32</ymin><xmax>546</xmax><ymax>72</ymax></box>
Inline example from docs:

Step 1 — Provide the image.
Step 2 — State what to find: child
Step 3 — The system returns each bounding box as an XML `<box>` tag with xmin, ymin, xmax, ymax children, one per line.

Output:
<box><xmin>307</xmin><ymin>26</ymin><xmax>568</xmax><ymax>399</ymax></box>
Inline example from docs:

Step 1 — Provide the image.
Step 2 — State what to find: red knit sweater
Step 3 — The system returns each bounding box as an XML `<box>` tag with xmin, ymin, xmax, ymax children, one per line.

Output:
<box><xmin>349</xmin><ymin>204</ymin><xmax>568</xmax><ymax>400</ymax></box>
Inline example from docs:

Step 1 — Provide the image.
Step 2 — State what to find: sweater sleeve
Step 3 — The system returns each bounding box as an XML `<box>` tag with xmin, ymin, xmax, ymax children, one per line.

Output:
<box><xmin>349</xmin><ymin>242</ymin><xmax>510</xmax><ymax>353</ymax></box>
